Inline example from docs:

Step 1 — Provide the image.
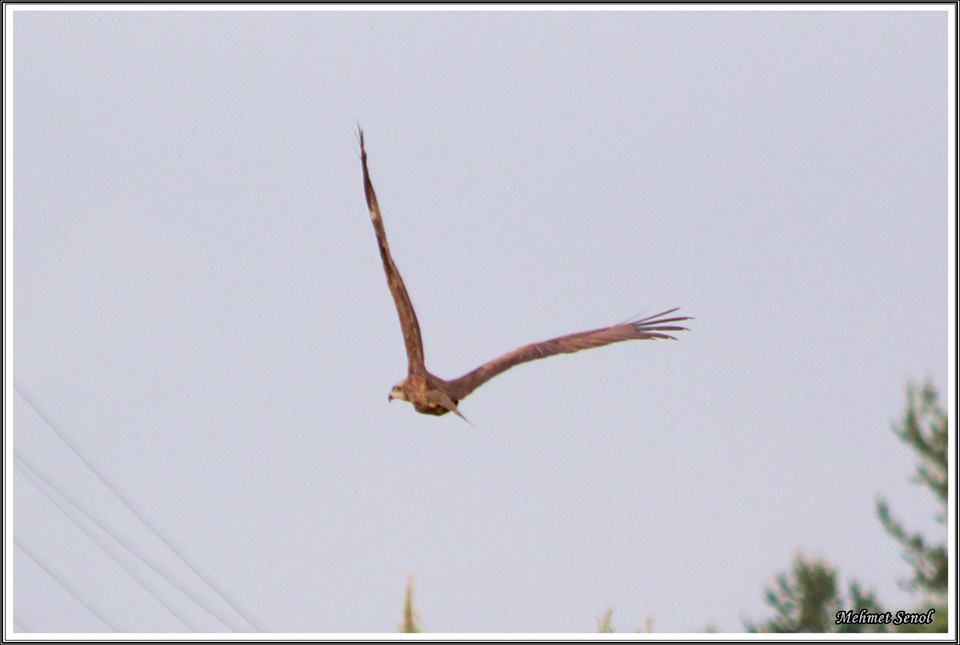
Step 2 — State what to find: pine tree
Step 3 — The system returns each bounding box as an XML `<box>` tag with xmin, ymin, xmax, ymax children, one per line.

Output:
<box><xmin>748</xmin><ymin>382</ymin><xmax>949</xmax><ymax>633</ymax></box>
<box><xmin>745</xmin><ymin>555</ymin><xmax>889</xmax><ymax>633</ymax></box>
<box><xmin>875</xmin><ymin>382</ymin><xmax>948</xmax><ymax>631</ymax></box>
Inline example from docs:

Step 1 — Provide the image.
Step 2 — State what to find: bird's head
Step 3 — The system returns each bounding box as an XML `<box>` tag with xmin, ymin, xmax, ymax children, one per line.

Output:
<box><xmin>388</xmin><ymin>382</ymin><xmax>407</xmax><ymax>403</ymax></box>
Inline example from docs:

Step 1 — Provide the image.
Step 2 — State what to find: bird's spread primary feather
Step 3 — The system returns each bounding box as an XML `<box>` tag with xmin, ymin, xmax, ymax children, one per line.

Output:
<box><xmin>358</xmin><ymin>129</ymin><xmax>691</xmax><ymax>421</ymax></box>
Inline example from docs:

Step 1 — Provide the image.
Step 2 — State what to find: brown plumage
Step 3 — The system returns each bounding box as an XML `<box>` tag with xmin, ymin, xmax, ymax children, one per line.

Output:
<box><xmin>359</xmin><ymin>129</ymin><xmax>690</xmax><ymax>422</ymax></box>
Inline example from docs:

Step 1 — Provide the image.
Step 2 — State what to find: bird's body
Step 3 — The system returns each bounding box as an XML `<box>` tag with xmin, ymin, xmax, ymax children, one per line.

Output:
<box><xmin>359</xmin><ymin>130</ymin><xmax>690</xmax><ymax>422</ymax></box>
<box><xmin>392</xmin><ymin>373</ymin><xmax>459</xmax><ymax>417</ymax></box>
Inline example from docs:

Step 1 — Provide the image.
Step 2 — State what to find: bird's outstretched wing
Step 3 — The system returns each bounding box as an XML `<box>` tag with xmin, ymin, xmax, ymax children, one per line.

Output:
<box><xmin>444</xmin><ymin>309</ymin><xmax>690</xmax><ymax>400</ymax></box>
<box><xmin>359</xmin><ymin>129</ymin><xmax>426</xmax><ymax>375</ymax></box>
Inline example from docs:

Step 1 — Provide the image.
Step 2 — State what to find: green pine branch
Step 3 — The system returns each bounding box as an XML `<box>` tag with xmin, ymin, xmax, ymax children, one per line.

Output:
<box><xmin>875</xmin><ymin>382</ymin><xmax>948</xmax><ymax>602</ymax></box>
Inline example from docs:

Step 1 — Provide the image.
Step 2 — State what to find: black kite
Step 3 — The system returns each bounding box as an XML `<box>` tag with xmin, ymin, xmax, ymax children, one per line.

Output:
<box><xmin>359</xmin><ymin>130</ymin><xmax>690</xmax><ymax>422</ymax></box>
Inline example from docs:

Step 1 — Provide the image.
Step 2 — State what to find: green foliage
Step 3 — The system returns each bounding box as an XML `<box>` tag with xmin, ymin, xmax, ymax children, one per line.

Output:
<box><xmin>745</xmin><ymin>555</ymin><xmax>889</xmax><ymax>633</ymax></box>
<box><xmin>747</xmin><ymin>382</ymin><xmax>949</xmax><ymax>633</ymax></box>
<box><xmin>876</xmin><ymin>382</ymin><xmax>948</xmax><ymax>603</ymax></box>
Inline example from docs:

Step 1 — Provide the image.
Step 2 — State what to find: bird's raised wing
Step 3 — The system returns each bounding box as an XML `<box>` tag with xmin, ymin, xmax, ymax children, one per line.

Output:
<box><xmin>359</xmin><ymin>130</ymin><xmax>426</xmax><ymax>375</ymax></box>
<box><xmin>444</xmin><ymin>309</ymin><xmax>690</xmax><ymax>400</ymax></box>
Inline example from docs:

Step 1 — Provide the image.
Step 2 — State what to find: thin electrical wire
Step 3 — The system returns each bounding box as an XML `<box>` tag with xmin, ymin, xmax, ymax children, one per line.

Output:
<box><xmin>14</xmin><ymin>539</ymin><xmax>118</xmax><ymax>633</ymax></box>
<box><xmin>14</xmin><ymin>384</ymin><xmax>263</xmax><ymax>632</ymax></box>
<box><xmin>14</xmin><ymin>453</ymin><xmax>234</xmax><ymax>632</ymax></box>
<box><xmin>16</xmin><ymin>456</ymin><xmax>198</xmax><ymax>632</ymax></box>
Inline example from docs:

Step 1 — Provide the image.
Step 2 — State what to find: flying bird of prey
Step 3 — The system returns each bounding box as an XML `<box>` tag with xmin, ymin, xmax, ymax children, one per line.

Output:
<box><xmin>358</xmin><ymin>130</ymin><xmax>690</xmax><ymax>422</ymax></box>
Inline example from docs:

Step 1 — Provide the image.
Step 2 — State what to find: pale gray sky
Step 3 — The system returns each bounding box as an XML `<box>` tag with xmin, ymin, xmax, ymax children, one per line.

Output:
<box><xmin>12</xmin><ymin>8</ymin><xmax>949</xmax><ymax>633</ymax></box>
